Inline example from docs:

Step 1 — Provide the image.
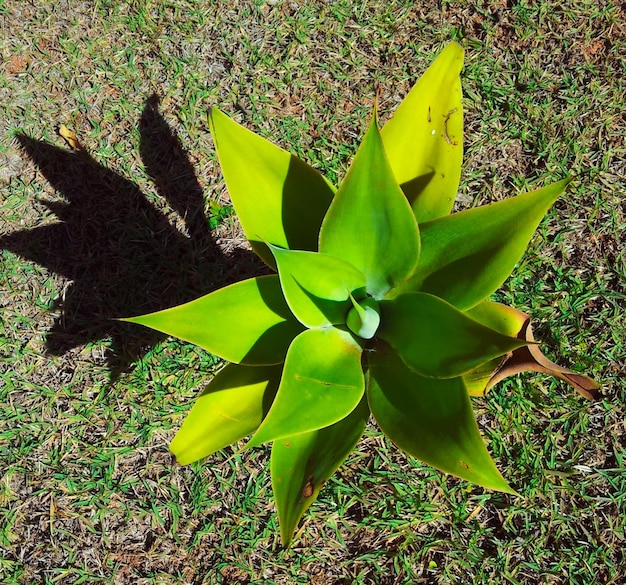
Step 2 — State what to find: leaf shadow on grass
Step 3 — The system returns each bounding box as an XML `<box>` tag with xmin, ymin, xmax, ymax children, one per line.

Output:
<box><xmin>0</xmin><ymin>94</ymin><xmax>269</xmax><ymax>379</ymax></box>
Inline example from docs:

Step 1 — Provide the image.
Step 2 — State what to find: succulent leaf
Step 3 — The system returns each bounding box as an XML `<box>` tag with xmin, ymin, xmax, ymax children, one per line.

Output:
<box><xmin>271</xmin><ymin>395</ymin><xmax>369</xmax><ymax>547</ymax></box>
<box><xmin>209</xmin><ymin>108</ymin><xmax>335</xmax><ymax>266</ymax></box>
<box><xmin>170</xmin><ymin>364</ymin><xmax>282</xmax><ymax>465</ymax></box>
<box><xmin>269</xmin><ymin>244</ymin><xmax>366</xmax><ymax>328</ymax></box>
<box><xmin>247</xmin><ymin>327</ymin><xmax>364</xmax><ymax>447</ymax></box>
<box><xmin>378</xmin><ymin>292</ymin><xmax>527</xmax><ymax>378</ymax></box>
<box><xmin>462</xmin><ymin>302</ymin><xmax>529</xmax><ymax>396</ymax></box>
<box><xmin>381</xmin><ymin>42</ymin><xmax>464</xmax><ymax>221</ymax></box>
<box><xmin>465</xmin><ymin>301</ymin><xmax>530</xmax><ymax>337</ymax></box>
<box><xmin>121</xmin><ymin>275</ymin><xmax>303</xmax><ymax>365</ymax></box>
<box><xmin>319</xmin><ymin>114</ymin><xmax>420</xmax><ymax>299</ymax></box>
<box><xmin>367</xmin><ymin>344</ymin><xmax>514</xmax><ymax>493</ymax></box>
<box><xmin>398</xmin><ymin>178</ymin><xmax>572</xmax><ymax>309</ymax></box>
<box><xmin>346</xmin><ymin>293</ymin><xmax>380</xmax><ymax>340</ymax></box>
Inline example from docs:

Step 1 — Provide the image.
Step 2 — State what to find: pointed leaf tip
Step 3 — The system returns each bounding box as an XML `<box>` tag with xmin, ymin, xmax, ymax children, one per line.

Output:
<box><xmin>209</xmin><ymin>107</ymin><xmax>334</xmax><ymax>266</ymax></box>
<box><xmin>320</xmin><ymin>113</ymin><xmax>420</xmax><ymax>299</ymax></box>
<box><xmin>122</xmin><ymin>275</ymin><xmax>302</xmax><ymax>365</ymax></box>
<box><xmin>367</xmin><ymin>345</ymin><xmax>514</xmax><ymax>493</ymax></box>
<box><xmin>381</xmin><ymin>42</ymin><xmax>465</xmax><ymax>221</ymax></box>
<box><xmin>271</xmin><ymin>396</ymin><xmax>369</xmax><ymax>546</ymax></box>
<box><xmin>399</xmin><ymin>177</ymin><xmax>573</xmax><ymax>309</ymax></box>
<box><xmin>170</xmin><ymin>364</ymin><xmax>282</xmax><ymax>465</ymax></box>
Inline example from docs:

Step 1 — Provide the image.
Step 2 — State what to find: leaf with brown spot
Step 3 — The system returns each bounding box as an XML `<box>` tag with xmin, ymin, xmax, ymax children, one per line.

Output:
<box><xmin>302</xmin><ymin>476</ymin><xmax>314</xmax><ymax>498</ymax></box>
<box><xmin>271</xmin><ymin>396</ymin><xmax>369</xmax><ymax>547</ymax></box>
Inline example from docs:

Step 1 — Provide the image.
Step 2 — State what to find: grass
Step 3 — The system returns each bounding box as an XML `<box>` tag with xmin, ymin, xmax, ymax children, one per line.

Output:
<box><xmin>1</xmin><ymin>0</ymin><xmax>625</xmax><ymax>583</ymax></box>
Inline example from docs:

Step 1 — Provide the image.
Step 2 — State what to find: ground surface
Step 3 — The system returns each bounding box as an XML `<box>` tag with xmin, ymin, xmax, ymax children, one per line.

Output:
<box><xmin>1</xmin><ymin>1</ymin><xmax>625</xmax><ymax>583</ymax></box>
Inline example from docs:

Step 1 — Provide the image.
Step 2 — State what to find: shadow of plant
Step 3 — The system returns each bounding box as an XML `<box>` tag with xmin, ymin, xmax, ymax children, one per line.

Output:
<box><xmin>1</xmin><ymin>95</ymin><xmax>267</xmax><ymax>378</ymax></box>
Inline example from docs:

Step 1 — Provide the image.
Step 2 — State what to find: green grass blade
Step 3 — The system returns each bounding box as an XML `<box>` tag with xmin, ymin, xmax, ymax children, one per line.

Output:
<box><xmin>271</xmin><ymin>395</ymin><xmax>369</xmax><ymax>547</ymax></box>
<box><xmin>121</xmin><ymin>275</ymin><xmax>303</xmax><ymax>365</ymax></box>
<box><xmin>381</xmin><ymin>42</ymin><xmax>464</xmax><ymax>222</ymax></box>
<box><xmin>378</xmin><ymin>292</ymin><xmax>526</xmax><ymax>378</ymax></box>
<box><xmin>367</xmin><ymin>344</ymin><xmax>514</xmax><ymax>493</ymax></box>
<box><xmin>170</xmin><ymin>364</ymin><xmax>282</xmax><ymax>465</ymax></box>
<box><xmin>401</xmin><ymin>178</ymin><xmax>572</xmax><ymax>310</ymax></box>
<box><xmin>209</xmin><ymin>108</ymin><xmax>335</xmax><ymax>266</ymax></box>
<box><xmin>247</xmin><ymin>327</ymin><xmax>364</xmax><ymax>447</ymax></box>
<box><xmin>319</xmin><ymin>114</ymin><xmax>420</xmax><ymax>299</ymax></box>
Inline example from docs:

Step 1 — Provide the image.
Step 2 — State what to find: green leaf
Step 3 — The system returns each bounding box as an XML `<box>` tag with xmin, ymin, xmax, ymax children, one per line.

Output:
<box><xmin>121</xmin><ymin>275</ymin><xmax>303</xmax><ymax>365</ymax></box>
<box><xmin>346</xmin><ymin>293</ymin><xmax>380</xmax><ymax>340</ymax></box>
<box><xmin>378</xmin><ymin>292</ymin><xmax>526</xmax><ymax>378</ymax></box>
<box><xmin>381</xmin><ymin>42</ymin><xmax>464</xmax><ymax>222</ymax></box>
<box><xmin>319</xmin><ymin>114</ymin><xmax>420</xmax><ymax>299</ymax></box>
<box><xmin>397</xmin><ymin>178</ymin><xmax>572</xmax><ymax>310</ymax></box>
<box><xmin>367</xmin><ymin>344</ymin><xmax>514</xmax><ymax>492</ymax></box>
<box><xmin>247</xmin><ymin>327</ymin><xmax>364</xmax><ymax>447</ymax></box>
<box><xmin>170</xmin><ymin>364</ymin><xmax>282</xmax><ymax>465</ymax></box>
<box><xmin>269</xmin><ymin>244</ymin><xmax>366</xmax><ymax>328</ymax></box>
<box><xmin>465</xmin><ymin>301</ymin><xmax>530</xmax><ymax>337</ymax></box>
<box><xmin>209</xmin><ymin>107</ymin><xmax>335</xmax><ymax>266</ymax></box>
<box><xmin>271</xmin><ymin>395</ymin><xmax>369</xmax><ymax>546</ymax></box>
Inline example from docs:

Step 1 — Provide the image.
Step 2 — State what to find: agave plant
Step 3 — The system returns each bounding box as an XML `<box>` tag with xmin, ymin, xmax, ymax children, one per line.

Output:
<box><xmin>124</xmin><ymin>43</ymin><xmax>598</xmax><ymax>546</ymax></box>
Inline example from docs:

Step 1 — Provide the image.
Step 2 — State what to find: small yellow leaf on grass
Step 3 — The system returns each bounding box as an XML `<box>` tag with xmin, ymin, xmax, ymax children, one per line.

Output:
<box><xmin>58</xmin><ymin>124</ymin><xmax>81</xmax><ymax>150</ymax></box>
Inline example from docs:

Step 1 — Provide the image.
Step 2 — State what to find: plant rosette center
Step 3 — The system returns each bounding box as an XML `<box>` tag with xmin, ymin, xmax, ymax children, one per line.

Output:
<box><xmin>346</xmin><ymin>293</ymin><xmax>380</xmax><ymax>340</ymax></box>
<box><xmin>123</xmin><ymin>42</ymin><xmax>599</xmax><ymax>547</ymax></box>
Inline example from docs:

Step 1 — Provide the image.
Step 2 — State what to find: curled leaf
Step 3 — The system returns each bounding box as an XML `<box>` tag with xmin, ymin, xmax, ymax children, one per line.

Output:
<box><xmin>465</xmin><ymin>302</ymin><xmax>600</xmax><ymax>399</ymax></box>
<box><xmin>346</xmin><ymin>292</ymin><xmax>380</xmax><ymax>340</ymax></box>
<box><xmin>58</xmin><ymin>124</ymin><xmax>81</xmax><ymax>150</ymax></box>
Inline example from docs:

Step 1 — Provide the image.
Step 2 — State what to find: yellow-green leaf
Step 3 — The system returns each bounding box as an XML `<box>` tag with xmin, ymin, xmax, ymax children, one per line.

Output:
<box><xmin>121</xmin><ymin>275</ymin><xmax>303</xmax><ymax>365</ymax></box>
<box><xmin>378</xmin><ymin>292</ymin><xmax>527</xmax><ymax>378</ymax></box>
<box><xmin>381</xmin><ymin>42</ymin><xmax>464</xmax><ymax>221</ymax></box>
<box><xmin>271</xmin><ymin>396</ymin><xmax>369</xmax><ymax>546</ymax></box>
<box><xmin>170</xmin><ymin>364</ymin><xmax>282</xmax><ymax>465</ymax></box>
<box><xmin>398</xmin><ymin>178</ymin><xmax>572</xmax><ymax>310</ymax></box>
<box><xmin>367</xmin><ymin>344</ymin><xmax>514</xmax><ymax>493</ymax></box>
<box><xmin>319</xmin><ymin>114</ymin><xmax>420</xmax><ymax>299</ymax></box>
<box><xmin>462</xmin><ymin>302</ymin><xmax>528</xmax><ymax>396</ymax></box>
<box><xmin>209</xmin><ymin>108</ymin><xmax>335</xmax><ymax>266</ymax></box>
<box><xmin>247</xmin><ymin>327</ymin><xmax>364</xmax><ymax>447</ymax></box>
<box><xmin>269</xmin><ymin>244</ymin><xmax>366</xmax><ymax>328</ymax></box>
